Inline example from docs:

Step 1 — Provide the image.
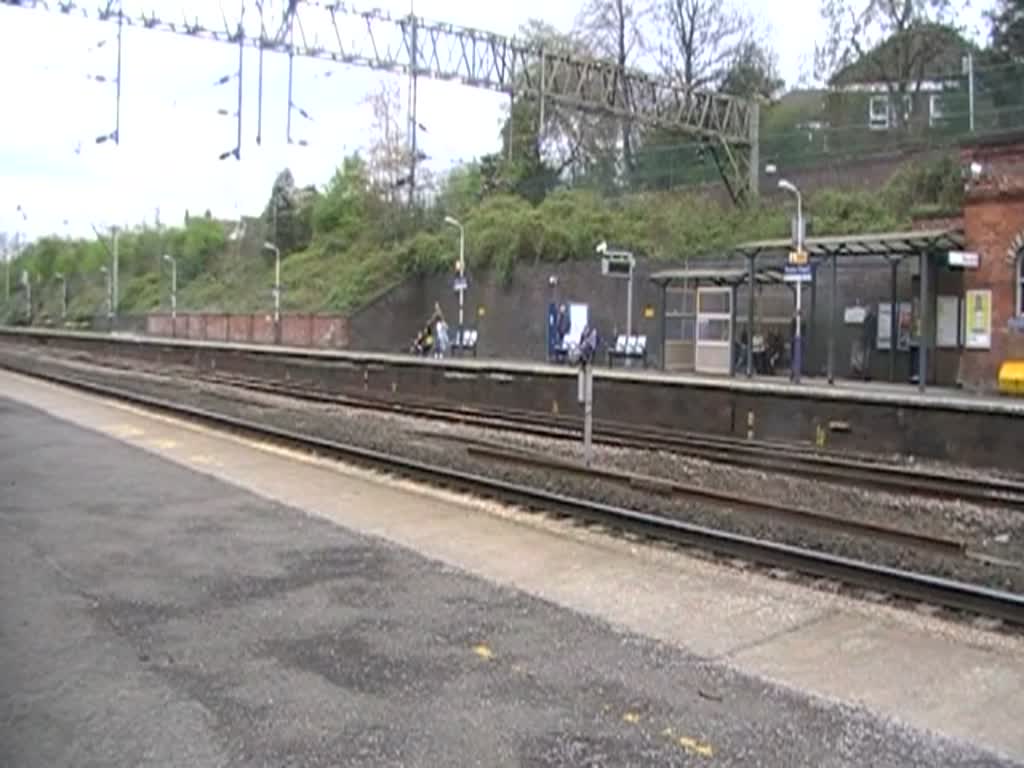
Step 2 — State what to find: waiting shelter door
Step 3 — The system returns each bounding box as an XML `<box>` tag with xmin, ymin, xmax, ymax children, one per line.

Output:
<box><xmin>695</xmin><ymin>287</ymin><xmax>733</xmax><ymax>374</ymax></box>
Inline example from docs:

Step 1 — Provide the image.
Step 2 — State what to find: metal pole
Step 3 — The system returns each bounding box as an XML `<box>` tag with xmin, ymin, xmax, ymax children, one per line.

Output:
<box><xmin>919</xmin><ymin>251</ymin><xmax>928</xmax><ymax>392</ymax></box>
<box><xmin>626</xmin><ymin>261</ymin><xmax>634</xmax><ymax>338</ymax></box>
<box><xmin>746</xmin><ymin>254</ymin><xmax>755</xmax><ymax>377</ymax></box>
<box><xmin>579</xmin><ymin>363</ymin><xmax>594</xmax><ymax>467</ymax></box>
<box><xmin>274</xmin><ymin>248</ymin><xmax>281</xmax><ymax>326</ymax></box>
<box><xmin>236</xmin><ymin>0</ymin><xmax>244</xmax><ymax>159</ymax></box>
<box><xmin>114</xmin><ymin>2</ymin><xmax>122</xmax><ymax>143</ymax></box>
<box><xmin>809</xmin><ymin>263</ymin><xmax>818</xmax><ymax>375</ymax></box>
<box><xmin>748</xmin><ymin>101</ymin><xmax>760</xmax><ymax>201</ymax></box>
<box><xmin>793</xmin><ymin>190</ymin><xmax>803</xmax><ymax>383</ymax></box>
<box><xmin>889</xmin><ymin>260</ymin><xmax>898</xmax><ymax>382</ymax></box>
<box><xmin>828</xmin><ymin>252</ymin><xmax>837</xmax><ymax>384</ymax></box>
<box><xmin>257</xmin><ymin>39</ymin><xmax>264</xmax><ymax>144</ymax></box>
<box><xmin>968</xmin><ymin>53</ymin><xmax>975</xmax><ymax>133</ymax></box>
<box><xmin>538</xmin><ymin>48</ymin><xmax>546</xmax><ymax>140</ymax></box>
<box><xmin>507</xmin><ymin>56</ymin><xmax>516</xmax><ymax>162</ymax></box>
<box><xmin>112</xmin><ymin>227</ymin><xmax>119</xmax><ymax>317</ymax></box>
<box><xmin>407</xmin><ymin>10</ymin><xmax>418</xmax><ymax>206</ymax></box>
<box><xmin>171</xmin><ymin>261</ymin><xmax>177</xmax><ymax>321</ymax></box>
<box><xmin>286</xmin><ymin>22</ymin><xmax>295</xmax><ymax>143</ymax></box>
<box><xmin>57</xmin><ymin>274</ymin><xmax>66</xmax><ymax>320</ymax></box>
<box><xmin>458</xmin><ymin>226</ymin><xmax>465</xmax><ymax>333</ymax></box>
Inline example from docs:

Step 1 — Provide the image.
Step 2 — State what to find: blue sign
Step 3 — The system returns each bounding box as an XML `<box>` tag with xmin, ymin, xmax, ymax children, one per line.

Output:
<box><xmin>453</xmin><ymin>276</ymin><xmax>469</xmax><ymax>292</ymax></box>
<box><xmin>783</xmin><ymin>265</ymin><xmax>812</xmax><ymax>283</ymax></box>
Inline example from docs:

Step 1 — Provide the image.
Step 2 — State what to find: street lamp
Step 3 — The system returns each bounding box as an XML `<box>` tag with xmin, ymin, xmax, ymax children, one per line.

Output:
<box><xmin>779</xmin><ymin>178</ymin><xmax>805</xmax><ymax>383</ymax></box>
<box><xmin>55</xmin><ymin>272</ymin><xmax>67</xmax><ymax>321</ymax></box>
<box><xmin>100</xmin><ymin>265</ymin><xmax>112</xmax><ymax>320</ymax></box>
<box><xmin>21</xmin><ymin>270</ymin><xmax>32</xmax><ymax>324</ymax></box>
<box><xmin>444</xmin><ymin>215</ymin><xmax>466</xmax><ymax>334</ymax></box>
<box><xmin>162</xmin><ymin>254</ymin><xmax>177</xmax><ymax>321</ymax></box>
<box><xmin>263</xmin><ymin>241</ymin><xmax>281</xmax><ymax>340</ymax></box>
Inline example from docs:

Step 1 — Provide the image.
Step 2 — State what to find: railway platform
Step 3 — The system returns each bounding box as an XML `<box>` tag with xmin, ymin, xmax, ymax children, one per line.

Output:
<box><xmin>2</xmin><ymin>326</ymin><xmax>1023</xmax><ymax>471</ymax></box>
<box><xmin>2</xmin><ymin>370</ymin><xmax>1023</xmax><ymax>766</ymax></box>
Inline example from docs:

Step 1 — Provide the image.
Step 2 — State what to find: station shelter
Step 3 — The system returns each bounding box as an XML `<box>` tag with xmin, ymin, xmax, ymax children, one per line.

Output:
<box><xmin>650</xmin><ymin>228</ymin><xmax>964</xmax><ymax>387</ymax></box>
<box><xmin>651</xmin><ymin>132</ymin><xmax>1024</xmax><ymax>393</ymax></box>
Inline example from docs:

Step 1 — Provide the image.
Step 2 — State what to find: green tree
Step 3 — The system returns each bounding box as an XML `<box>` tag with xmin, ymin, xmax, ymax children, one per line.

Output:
<box><xmin>263</xmin><ymin>168</ymin><xmax>315</xmax><ymax>255</ymax></box>
<box><xmin>721</xmin><ymin>40</ymin><xmax>785</xmax><ymax>100</ymax></box>
<box><xmin>983</xmin><ymin>0</ymin><xmax>1024</xmax><ymax>130</ymax></box>
<box><xmin>990</xmin><ymin>0</ymin><xmax>1024</xmax><ymax>59</ymax></box>
<box><xmin>312</xmin><ymin>154</ymin><xmax>373</xmax><ymax>242</ymax></box>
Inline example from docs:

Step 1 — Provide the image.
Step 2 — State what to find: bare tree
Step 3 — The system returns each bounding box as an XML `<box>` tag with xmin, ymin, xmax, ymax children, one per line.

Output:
<box><xmin>654</xmin><ymin>0</ymin><xmax>749</xmax><ymax>89</ymax></box>
<box><xmin>574</xmin><ymin>0</ymin><xmax>648</xmax><ymax>174</ymax></box>
<box><xmin>816</xmin><ymin>0</ymin><xmax>960</xmax><ymax>128</ymax></box>
<box><xmin>363</xmin><ymin>81</ymin><xmax>410</xmax><ymax>203</ymax></box>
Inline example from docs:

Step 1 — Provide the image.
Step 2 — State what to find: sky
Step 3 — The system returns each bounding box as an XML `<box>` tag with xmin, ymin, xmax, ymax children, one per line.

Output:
<box><xmin>0</xmin><ymin>0</ymin><xmax>991</xmax><ymax>243</ymax></box>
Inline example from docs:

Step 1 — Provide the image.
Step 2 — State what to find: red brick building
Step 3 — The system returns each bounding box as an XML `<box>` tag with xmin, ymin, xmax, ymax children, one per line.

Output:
<box><xmin>958</xmin><ymin>132</ymin><xmax>1024</xmax><ymax>388</ymax></box>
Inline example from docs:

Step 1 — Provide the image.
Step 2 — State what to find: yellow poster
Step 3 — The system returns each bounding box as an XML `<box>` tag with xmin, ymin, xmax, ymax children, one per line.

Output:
<box><xmin>964</xmin><ymin>289</ymin><xmax>992</xmax><ymax>349</ymax></box>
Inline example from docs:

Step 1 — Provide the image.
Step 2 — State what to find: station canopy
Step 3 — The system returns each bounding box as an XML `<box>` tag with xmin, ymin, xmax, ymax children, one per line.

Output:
<box><xmin>732</xmin><ymin>227</ymin><xmax>965</xmax><ymax>260</ymax></box>
<box><xmin>648</xmin><ymin>266</ymin><xmax>786</xmax><ymax>286</ymax></box>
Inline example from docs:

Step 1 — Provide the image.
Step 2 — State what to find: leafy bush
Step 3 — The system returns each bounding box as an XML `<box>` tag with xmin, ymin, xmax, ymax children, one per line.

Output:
<box><xmin>3</xmin><ymin>153</ymin><xmax>964</xmax><ymax>321</ymax></box>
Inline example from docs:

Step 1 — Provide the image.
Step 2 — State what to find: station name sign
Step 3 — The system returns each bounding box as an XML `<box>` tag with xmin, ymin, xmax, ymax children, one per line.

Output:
<box><xmin>948</xmin><ymin>251</ymin><xmax>980</xmax><ymax>269</ymax></box>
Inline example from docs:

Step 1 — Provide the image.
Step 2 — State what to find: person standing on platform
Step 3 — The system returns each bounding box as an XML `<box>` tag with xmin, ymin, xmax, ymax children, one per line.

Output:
<box><xmin>434</xmin><ymin>303</ymin><xmax>450</xmax><ymax>359</ymax></box>
<box><xmin>556</xmin><ymin>304</ymin><xmax>571</xmax><ymax>348</ymax></box>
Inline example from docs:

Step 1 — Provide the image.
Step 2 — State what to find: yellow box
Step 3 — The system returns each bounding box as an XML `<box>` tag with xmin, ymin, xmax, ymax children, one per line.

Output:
<box><xmin>998</xmin><ymin>361</ymin><xmax>1024</xmax><ymax>396</ymax></box>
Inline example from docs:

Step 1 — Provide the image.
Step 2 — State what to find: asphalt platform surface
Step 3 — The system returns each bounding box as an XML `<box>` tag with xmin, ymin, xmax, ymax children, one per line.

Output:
<box><xmin>0</xmin><ymin>396</ymin><xmax>1012</xmax><ymax>767</ymax></box>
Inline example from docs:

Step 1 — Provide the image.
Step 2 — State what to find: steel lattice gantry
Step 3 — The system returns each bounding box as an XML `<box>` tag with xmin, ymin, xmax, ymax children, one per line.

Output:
<box><xmin>3</xmin><ymin>0</ymin><xmax>760</xmax><ymax>202</ymax></box>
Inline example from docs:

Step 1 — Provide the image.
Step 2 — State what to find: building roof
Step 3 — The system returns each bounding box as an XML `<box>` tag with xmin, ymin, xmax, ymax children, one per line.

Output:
<box><xmin>829</xmin><ymin>24</ymin><xmax>973</xmax><ymax>88</ymax></box>
<box><xmin>733</xmin><ymin>227</ymin><xmax>965</xmax><ymax>259</ymax></box>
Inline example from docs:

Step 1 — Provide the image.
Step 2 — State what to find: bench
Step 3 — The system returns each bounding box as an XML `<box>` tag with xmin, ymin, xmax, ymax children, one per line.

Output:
<box><xmin>607</xmin><ymin>334</ymin><xmax>648</xmax><ymax>368</ymax></box>
<box><xmin>450</xmin><ymin>328</ymin><xmax>479</xmax><ymax>357</ymax></box>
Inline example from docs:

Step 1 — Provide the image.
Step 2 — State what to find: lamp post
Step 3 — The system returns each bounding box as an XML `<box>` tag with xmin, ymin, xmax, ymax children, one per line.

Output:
<box><xmin>100</xmin><ymin>265</ymin><xmax>112</xmax><ymax>322</ymax></box>
<box><xmin>263</xmin><ymin>241</ymin><xmax>281</xmax><ymax>341</ymax></box>
<box><xmin>3</xmin><ymin>236</ymin><xmax>10</xmax><ymax>304</ymax></box>
<box><xmin>22</xmin><ymin>271</ymin><xmax>32</xmax><ymax>324</ymax></box>
<box><xmin>162</xmin><ymin>254</ymin><xmax>177</xmax><ymax>322</ymax></box>
<box><xmin>444</xmin><ymin>216</ymin><xmax>466</xmax><ymax>336</ymax></box>
<box><xmin>779</xmin><ymin>178</ymin><xmax>804</xmax><ymax>383</ymax></box>
<box><xmin>112</xmin><ymin>226</ymin><xmax>120</xmax><ymax>318</ymax></box>
<box><xmin>55</xmin><ymin>272</ymin><xmax>67</xmax><ymax>321</ymax></box>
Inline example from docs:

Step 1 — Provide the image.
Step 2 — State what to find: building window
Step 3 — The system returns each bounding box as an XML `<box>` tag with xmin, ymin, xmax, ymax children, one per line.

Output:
<box><xmin>665</xmin><ymin>287</ymin><xmax>696</xmax><ymax>342</ymax></box>
<box><xmin>869</xmin><ymin>95</ymin><xmax>890</xmax><ymax>130</ymax></box>
<box><xmin>929</xmin><ymin>94</ymin><xmax>946</xmax><ymax>128</ymax></box>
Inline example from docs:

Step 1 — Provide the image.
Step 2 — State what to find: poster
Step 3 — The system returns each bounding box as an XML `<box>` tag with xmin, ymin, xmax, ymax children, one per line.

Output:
<box><xmin>877</xmin><ymin>302</ymin><xmax>912</xmax><ymax>351</ymax></box>
<box><xmin>964</xmin><ymin>290</ymin><xmax>992</xmax><ymax>349</ymax></box>
<box><xmin>935</xmin><ymin>295</ymin><xmax>960</xmax><ymax>348</ymax></box>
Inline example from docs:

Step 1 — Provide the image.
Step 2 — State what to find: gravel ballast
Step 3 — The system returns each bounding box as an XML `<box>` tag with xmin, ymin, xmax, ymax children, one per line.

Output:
<box><xmin>4</xmin><ymin>347</ymin><xmax>1024</xmax><ymax>596</ymax></box>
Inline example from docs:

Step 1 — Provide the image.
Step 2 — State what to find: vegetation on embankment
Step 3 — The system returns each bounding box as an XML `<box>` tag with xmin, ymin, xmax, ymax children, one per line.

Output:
<box><xmin>2</xmin><ymin>153</ymin><xmax>962</xmax><ymax>325</ymax></box>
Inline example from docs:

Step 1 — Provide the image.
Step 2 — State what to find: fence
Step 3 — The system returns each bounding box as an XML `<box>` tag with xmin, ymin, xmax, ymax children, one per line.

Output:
<box><xmin>146</xmin><ymin>313</ymin><xmax>349</xmax><ymax>349</ymax></box>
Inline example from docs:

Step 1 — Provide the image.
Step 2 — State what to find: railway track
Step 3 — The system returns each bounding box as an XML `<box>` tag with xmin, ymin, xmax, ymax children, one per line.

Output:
<box><xmin>5</xmin><ymin>360</ymin><xmax>1023</xmax><ymax>627</ymax></box>
<box><xmin>199</xmin><ymin>370</ymin><xmax>1024</xmax><ymax>512</ymax></box>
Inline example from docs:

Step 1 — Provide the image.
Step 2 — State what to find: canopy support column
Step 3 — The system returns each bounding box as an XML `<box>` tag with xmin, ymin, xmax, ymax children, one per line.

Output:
<box><xmin>889</xmin><ymin>259</ymin><xmax>898</xmax><ymax>382</ymax></box>
<box><xmin>746</xmin><ymin>253</ymin><xmax>755</xmax><ymax>378</ymax></box>
<box><xmin>828</xmin><ymin>252</ymin><xmax>837</xmax><ymax>384</ymax></box>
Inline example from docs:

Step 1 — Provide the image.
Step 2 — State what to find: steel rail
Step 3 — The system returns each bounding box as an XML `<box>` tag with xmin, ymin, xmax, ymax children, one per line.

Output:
<box><xmin>4</xmin><ymin>360</ymin><xmax>1022</xmax><ymax>626</ymax></box>
<box><xmin>199</xmin><ymin>370</ymin><xmax>1024</xmax><ymax>511</ymax></box>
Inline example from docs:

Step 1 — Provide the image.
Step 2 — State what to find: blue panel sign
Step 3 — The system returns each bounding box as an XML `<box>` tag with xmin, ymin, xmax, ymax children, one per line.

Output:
<box><xmin>783</xmin><ymin>265</ymin><xmax>812</xmax><ymax>283</ymax></box>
